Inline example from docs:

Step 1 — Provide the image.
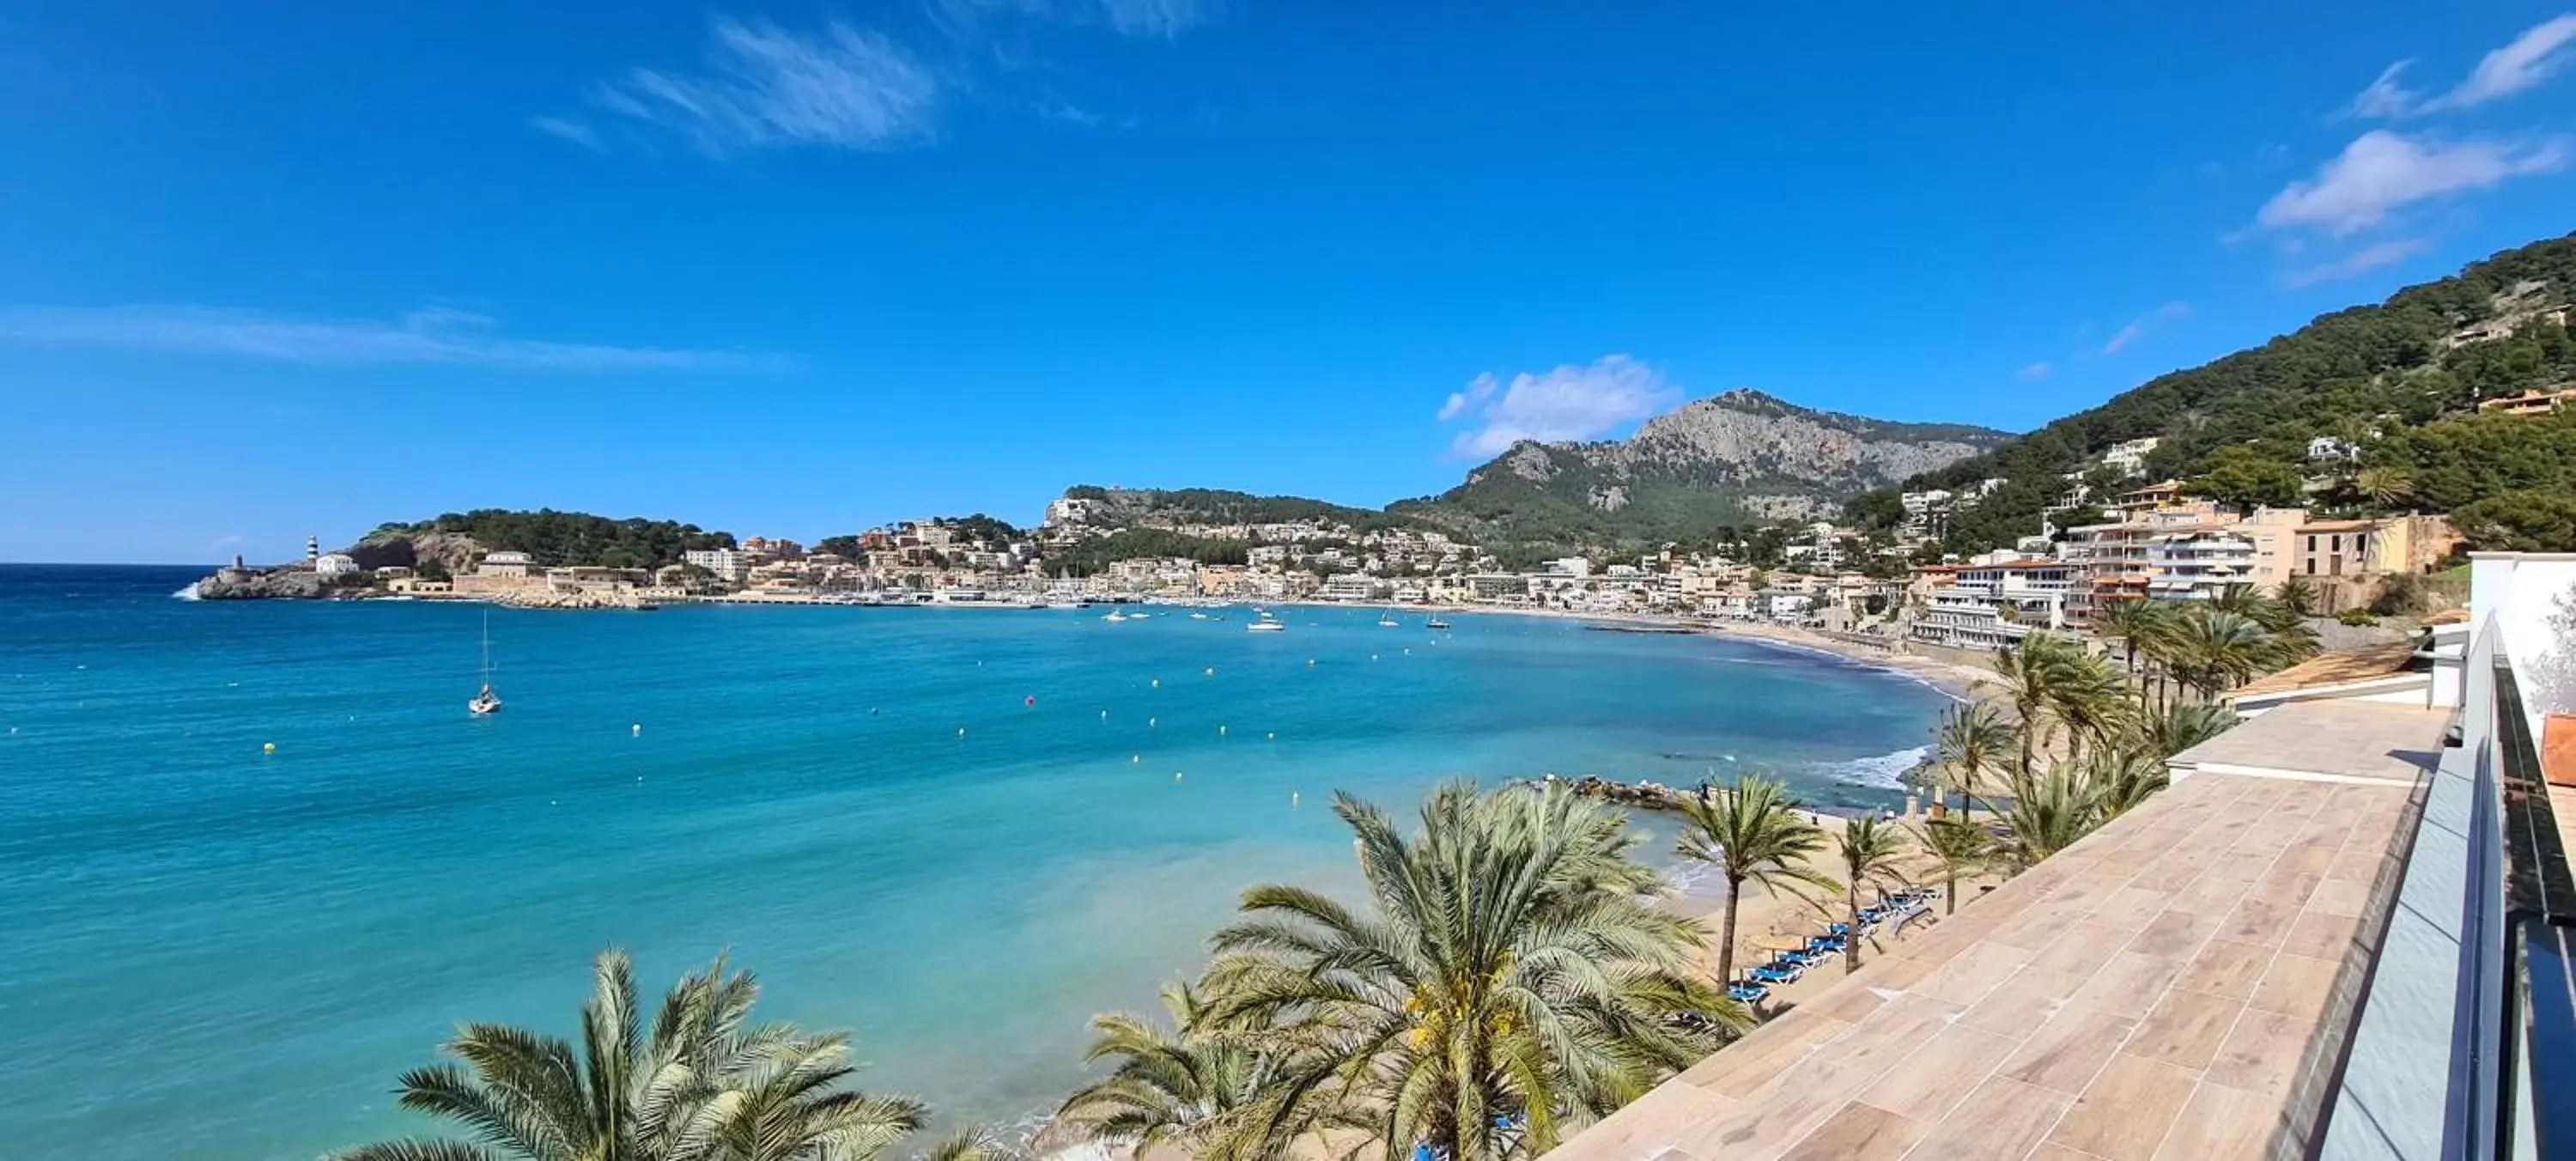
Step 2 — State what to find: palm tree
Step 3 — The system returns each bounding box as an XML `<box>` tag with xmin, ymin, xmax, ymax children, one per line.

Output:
<box><xmin>2273</xmin><ymin>577</ymin><xmax>2320</xmax><ymax>621</ymax></box>
<box><xmin>1990</xmin><ymin>632</ymin><xmax>2083</xmax><ymax>777</ymax></box>
<box><xmin>2093</xmin><ymin>598</ymin><xmax>2169</xmax><ymax>676</ymax></box>
<box><xmin>1201</xmin><ymin>781</ymin><xmax>1746</xmax><ymax>1161</ymax></box>
<box><xmin>2168</xmin><ymin>607</ymin><xmax>2277</xmax><ymax>700</ymax></box>
<box><xmin>1931</xmin><ymin>702</ymin><xmax>2015</xmax><ymax>818</ymax></box>
<box><xmin>2083</xmin><ymin>749</ymin><xmax>2170</xmax><ymax>821</ymax></box>
<box><xmin>2136</xmin><ymin>700</ymin><xmax>2238</xmax><ymax>758</ymax></box>
<box><xmin>330</xmin><ymin>951</ymin><xmax>927</xmax><ymax>1161</ymax></box>
<box><xmin>1911</xmin><ymin>817</ymin><xmax>1994</xmax><ymax>915</ymax></box>
<box><xmin>1831</xmin><ymin>818</ymin><xmax>1912</xmax><ymax>973</ymax></box>
<box><xmin>1673</xmin><ymin>775</ymin><xmax>1838</xmax><ymax>987</ymax></box>
<box><xmin>1058</xmin><ymin>982</ymin><xmax>1327</xmax><ymax>1160</ymax></box>
<box><xmin>1995</xmin><ymin>767</ymin><xmax>2104</xmax><ymax>869</ymax></box>
<box><xmin>2355</xmin><ymin>465</ymin><xmax>2415</xmax><ymax>511</ymax></box>
<box><xmin>2044</xmin><ymin>652</ymin><xmax>2136</xmax><ymax>769</ymax></box>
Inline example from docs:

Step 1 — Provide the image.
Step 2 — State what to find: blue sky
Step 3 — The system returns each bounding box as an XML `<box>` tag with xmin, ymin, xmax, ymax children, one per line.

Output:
<box><xmin>4</xmin><ymin>2</ymin><xmax>2574</xmax><ymax>563</ymax></box>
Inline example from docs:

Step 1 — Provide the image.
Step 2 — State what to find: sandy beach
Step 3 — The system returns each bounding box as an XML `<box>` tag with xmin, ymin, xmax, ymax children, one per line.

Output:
<box><xmin>1663</xmin><ymin>807</ymin><xmax>2002</xmax><ymax>1013</ymax></box>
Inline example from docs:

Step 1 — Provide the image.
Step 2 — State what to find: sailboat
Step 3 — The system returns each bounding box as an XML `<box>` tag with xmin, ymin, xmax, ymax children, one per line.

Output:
<box><xmin>1425</xmin><ymin>615</ymin><xmax>1452</xmax><ymax>630</ymax></box>
<box><xmin>468</xmin><ymin>611</ymin><xmax>502</xmax><ymax>716</ymax></box>
<box><xmin>1377</xmin><ymin>605</ymin><xmax>1400</xmax><ymax>628</ymax></box>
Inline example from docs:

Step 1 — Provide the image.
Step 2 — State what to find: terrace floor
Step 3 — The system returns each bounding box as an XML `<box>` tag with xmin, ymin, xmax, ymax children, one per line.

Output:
<box><xmin>1545</xmin><ymin>701</ymin><xmax>2444</xmax><ymax>1161</ymax></box>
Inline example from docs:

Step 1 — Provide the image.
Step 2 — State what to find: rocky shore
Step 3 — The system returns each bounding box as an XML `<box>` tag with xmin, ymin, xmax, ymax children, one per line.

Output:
<box><xmin>1540</xmin><ymin>774</ymin><xmax>1696</xmax><ymax>811</ymax></box>
<box><xmin>191</xmin><ymin>567</ymin><xmax>355</xmax><ymax>600</ymax></box>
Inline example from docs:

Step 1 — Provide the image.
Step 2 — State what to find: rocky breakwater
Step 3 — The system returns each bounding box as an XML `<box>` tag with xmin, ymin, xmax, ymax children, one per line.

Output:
<box><xmin>1540</xmin><ymin>774</ymin><xmax>1694</xmax><ymax>811</ymax></box>
<box><xmin>487</xmin><ymin>587</ymin><xmax>655</xmax><ymax>611</ymax></box>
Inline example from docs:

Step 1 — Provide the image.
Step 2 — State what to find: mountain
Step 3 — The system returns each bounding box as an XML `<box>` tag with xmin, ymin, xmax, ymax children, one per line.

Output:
<box><xmin>1870</xmin><ymin>231</ymin><xmax>2576</xmax><ymax>554</ymax></box>
<box><xmin>1392</xmin><ymin>389</ymin><xmax>2011</xmax><ymax>555</ymax></box>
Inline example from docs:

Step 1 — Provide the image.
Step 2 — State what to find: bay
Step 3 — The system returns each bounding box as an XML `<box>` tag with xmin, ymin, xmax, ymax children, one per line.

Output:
<box><xmin>0</xmin><ymin>564</ymin><xmax>1945</xmax><ymax>1159</ymax></box>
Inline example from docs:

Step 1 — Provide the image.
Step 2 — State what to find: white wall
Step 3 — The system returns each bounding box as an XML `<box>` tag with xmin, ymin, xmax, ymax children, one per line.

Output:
<box><xmin>2468</xmin><ymin>552</ymin><xmax>2576</xmax><ymax>735</ymax></box>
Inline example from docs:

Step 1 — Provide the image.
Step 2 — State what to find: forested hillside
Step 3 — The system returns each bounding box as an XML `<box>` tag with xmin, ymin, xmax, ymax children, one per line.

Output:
<box><xmin>1057</xmin><ymin>486</ymin><xmax>1423</xmax><ymax>532</ymax></box>
<box><xmin>1864</xmin><ymin>232</ymin><xmax>2576</xmax><ymax>552</ymax></box>
<box><xmin>365</xmin><ymin>510</ymin><xmax>735</xmax><ymax>568</ymax></box>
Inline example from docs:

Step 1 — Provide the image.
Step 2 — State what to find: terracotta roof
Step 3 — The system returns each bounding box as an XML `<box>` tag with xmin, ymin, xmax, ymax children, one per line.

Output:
<box><xmin>2224</xmin><ymin>639</ymin><xmax>2421</xmax><ymax>700</ymax></box>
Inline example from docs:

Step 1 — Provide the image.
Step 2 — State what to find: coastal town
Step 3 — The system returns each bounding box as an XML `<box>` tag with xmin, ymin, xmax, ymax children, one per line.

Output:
<box><xmin>202</xmin><ymin>436</ymin><xmax>2475</xmax><ymax>668</ymax></box>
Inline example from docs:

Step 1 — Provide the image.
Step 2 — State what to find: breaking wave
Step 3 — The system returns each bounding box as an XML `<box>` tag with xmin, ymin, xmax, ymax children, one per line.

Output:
<box><xmin>1811</xmin><ymin>745</ymin><xmax>1932</xmax><ymax>790</ymax></box>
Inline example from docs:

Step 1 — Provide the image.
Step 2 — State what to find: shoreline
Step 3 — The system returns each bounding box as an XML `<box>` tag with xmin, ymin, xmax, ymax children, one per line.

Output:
<box><xmin>1275</xmin><ymin>599</ymin><xmax>1992</xmax><ymax>702</ymax></box>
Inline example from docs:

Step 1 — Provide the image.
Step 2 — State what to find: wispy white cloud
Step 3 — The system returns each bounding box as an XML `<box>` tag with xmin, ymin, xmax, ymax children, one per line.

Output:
<box><xmin>2344</xmin><ymin>15</ymin><xmax>2576</xmax><ymax>117</ymax></box>
<box><xmin>2280</xmin><ymin>238</ymin><xmax>2433</xmax><ymax>289</ymax></box>
<box><xmin>2256</xmin><ymin>130</ymin><xmax>2567</xmax><ymax>235</ymax></box>
<box><xmin>1035</xmin><ymin>100</ymin><xmax>1103</xmax><ymax>126</ymax></box>
<box><xmin>0</xmin><ymin>304</ymin><xmax>775</xmax><ymax>372</ymax></box>
<box><xmin>942</xmin><ymin>0</ymin><xmax>1215</xmax><ymax>39</ymax></box>
<box><xmin>529</xmin><ymin>116</ymin><xmax>606</xmax><ymax>152</ymax></box>
<box><xmin>2438</xmin><ymin>14</ymin><xmax>2576</xmax><ymax>109</ymax></box>
<box><xmin>1095</xmin><ymin>0</ymin><xmax>1212</xmax><ymax>38</ymax></box>
<box><xmin>550</xmin><ymin>16</ymin><xmax>942</xmax><ymax>156</ymax></box>
<box><xmin>2343</xmin><ymin>61</ymin><xmax>2424</xmax><ymax>119</ymax></box>
<box><xmin>2017</xmin><ymin>362</ymin><xmax>2053</xmax><ymax>380</ymax></box>
<box><xmin>2103</xmin><ymin>302</ymin><xmax>2191</xmax><ymax>356</ymax></box>
<box><xmin>1438</xmin><ymin>355</ymin><xmax>1680</xmax><ymax>459</ymax></box>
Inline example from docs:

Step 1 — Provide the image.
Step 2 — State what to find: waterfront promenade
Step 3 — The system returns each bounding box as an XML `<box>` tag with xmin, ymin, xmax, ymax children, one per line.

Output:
<box><xmin>1545</xmin><ymin>698</ymin><xmax>2441</xmax><ymax>1160</ymax></box>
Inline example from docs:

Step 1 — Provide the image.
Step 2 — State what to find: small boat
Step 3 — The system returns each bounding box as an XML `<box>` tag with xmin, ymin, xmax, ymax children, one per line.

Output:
<box><xmin>1377</xmin><ymin>607</ymin><xmax>1400</xmax><ymax>628</ymax></box>
<box><xmin>1189</xmin><ymin>611</ymin><xmax>1210</xmax><ymax>620</ymax></box>
<box><xmin>468</xmin><ymin>611</ymin><xmax>502</xmax><ymax>715</ymax></box>
<box><xmin>1247</xmin><ymin>612</ymin><xmax>1286</xmax><ymax>633</ymax></box>
<box><xmin>1425</xmin><ymin>617</ymin><xmax>1452</xmax><ymax>630</ymax></box>
<box><xmin>1103</xmin><ymin>611</ymin><xmax>1128</xmax><ymax>623</ymax></box>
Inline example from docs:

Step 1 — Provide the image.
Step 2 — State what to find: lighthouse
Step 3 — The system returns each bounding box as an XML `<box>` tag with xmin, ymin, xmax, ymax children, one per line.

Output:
<box><xmin>306</xmin><ymin>534</ymin><xmax>320</xmax><ymax>566</ymax></box>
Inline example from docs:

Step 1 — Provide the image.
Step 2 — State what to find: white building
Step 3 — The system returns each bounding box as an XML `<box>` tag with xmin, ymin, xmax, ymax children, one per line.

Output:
<box><xmin>1901</xmin><ymin>489</ymin><xmax>1953</xmax><ymax>541</ymax></box>
<box><xmin>477</xmin><ymin>550</ymin><xmax>535</xmax><ymax>579</ymax></box>
<box><xmin>1322</xmin><ymin>573</ymin><xmax>1379</xmax><ymax>601</ymax></box>
<box><xmin>1909</xmin><ymin>558</ymin><xmax>2079</xmax><ymax>652</ymax></box>
<box><xmin>1543</xmin><ymin>556</ymin><xmax>1593</xmax><ymax>579</ymax></box>
<box><xmin>683</xmin><ymin>548</ymin><xmax>748</xmax><ymax>582</ymax></box>
<box><xmin>2101</xmin><ymin>437</ymin><xmax>2161</xmax><ymax>477</ymax></box>
<box><xmin>313</xmin><ymin>552</ymin><xmax>361</xmax><ymax>578</ymax></box>
<box><xmin>2306</xmin><ymin>436</ymin><xmax>2360</xmax><ymax>461</ymax></box>
<box><xmin>2146</xmin><ymin>530</ymin><xmax>2257</xmax><ymax>600</ymax></box>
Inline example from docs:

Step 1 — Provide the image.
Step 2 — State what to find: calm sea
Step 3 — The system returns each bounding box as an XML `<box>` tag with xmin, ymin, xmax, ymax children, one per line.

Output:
<box><xmin>0</xmin><ymin>563</ymin><xmax>1947</xmax><ymax>1159</ymax></box>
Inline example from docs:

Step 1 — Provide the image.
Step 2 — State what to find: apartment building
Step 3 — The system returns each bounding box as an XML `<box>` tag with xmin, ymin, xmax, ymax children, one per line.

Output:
<box><xmin>2145</xmin><ymin>528</ymin><xmax>2257</xmax><ymax>600</ymax></box>
<box><xmin>1907</xmin><ymin>557</ymin><xmax>2078</xmax><ymax>652</ymax></box>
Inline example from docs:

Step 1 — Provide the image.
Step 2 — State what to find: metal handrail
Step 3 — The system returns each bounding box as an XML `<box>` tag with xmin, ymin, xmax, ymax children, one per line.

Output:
<box><xmin>2490</xmin><ymin>655</ymin><xmax>2576</xmax><ymax>1158</ymax></box>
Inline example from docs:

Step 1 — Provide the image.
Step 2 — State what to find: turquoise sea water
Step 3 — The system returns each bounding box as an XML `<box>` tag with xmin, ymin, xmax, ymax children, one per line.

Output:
<box><xmin>0</xmin><ymin>564</ymin><xmax>1948</xmax><ymax>1160</ymax></box>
